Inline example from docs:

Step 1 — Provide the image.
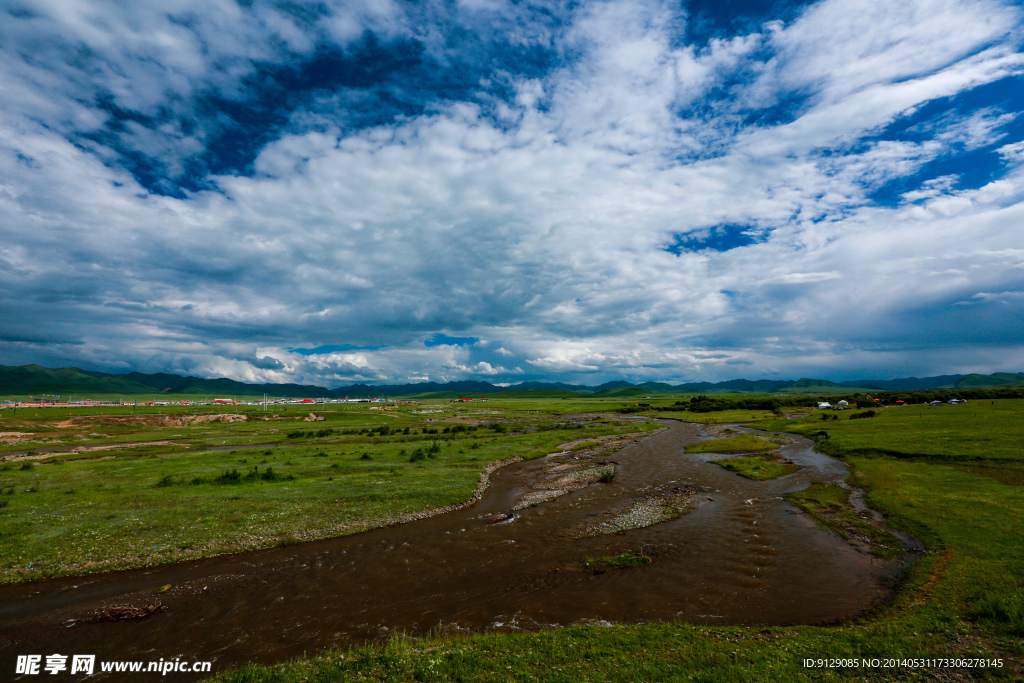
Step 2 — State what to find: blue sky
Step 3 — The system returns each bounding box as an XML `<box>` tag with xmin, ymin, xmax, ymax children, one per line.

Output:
<box><xmin>1</xmin><ymin>0</ymin><xmax>1023</xmax><ymax>386</ymax></box>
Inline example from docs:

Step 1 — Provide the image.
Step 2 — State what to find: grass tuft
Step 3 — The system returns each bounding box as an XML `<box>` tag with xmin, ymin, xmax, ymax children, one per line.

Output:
<box><xmin>581</xmin><ymin>552</ymin><xmax>652</xmax><ymax>569</ymax></box>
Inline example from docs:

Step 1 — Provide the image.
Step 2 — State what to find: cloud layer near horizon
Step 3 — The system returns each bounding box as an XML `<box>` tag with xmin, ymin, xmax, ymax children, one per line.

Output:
<box><xmin>1</xmin><ymin>0</ymin><xmax>1023</xmax><ymax>386</ymax></box>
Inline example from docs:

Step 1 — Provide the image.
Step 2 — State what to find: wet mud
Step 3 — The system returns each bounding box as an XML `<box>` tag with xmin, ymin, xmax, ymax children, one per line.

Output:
<box><xmin>0</xmin><ymin>420</ymin><xmax>917</xmax><ymax>680</ymax></box>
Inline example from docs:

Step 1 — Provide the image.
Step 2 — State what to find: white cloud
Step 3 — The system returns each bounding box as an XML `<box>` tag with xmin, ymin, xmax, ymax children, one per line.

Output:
<box><xmin>1</xmin><ymin>0</ymin><xmax>1023</xmax><ymax>385</ymax></box>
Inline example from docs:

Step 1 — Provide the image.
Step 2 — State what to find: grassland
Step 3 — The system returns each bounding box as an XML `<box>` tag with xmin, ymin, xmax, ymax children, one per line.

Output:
<box><xmin>684</xmin><ymin>433</ymin><xmax>779</xmax><ymax>454</ymax></box>
<box><xmin>0</xmin><ymin>399</ymin><xmax>661</xmax><ymax>583</ymax></box>
<box><xmin>753</xmin><ymin>399</ymin><xmax>1024</xmax><ymax>463</ymax></box>
<box><xmin>208</xmin><ymin>398</ymin><xmax>1024</xmax><ymax>682</ymax></box>
<box><xmin>717</xmin><ymin>453</ymin><xmax>800</xmax><ymax>480</ymax></box>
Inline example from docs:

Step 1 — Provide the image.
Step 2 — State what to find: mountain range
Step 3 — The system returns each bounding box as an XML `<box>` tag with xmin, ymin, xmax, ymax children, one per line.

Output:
<box><xmin>2</xmin><ymin>364</ymin><xmax>1023</xmax><ymax>399</ymax></box>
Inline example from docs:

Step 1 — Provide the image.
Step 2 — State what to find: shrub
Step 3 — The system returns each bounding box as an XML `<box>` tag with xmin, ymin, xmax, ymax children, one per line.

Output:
<box><xmin>155</xmin><ymin>474</ymin><xmax>176</xmax><ymax>488</ymax></box>
<box><xmin>598</xmin><ymin>468</ymin><xmax>616</xmax><ymax>483</ymax></box>
<box><xmin>20</xmin><ymin>462</ymin><xmax>34</xmax><ymax>471</ymax></box>
<box><xmin>409</xmin><ymin>448</ymin><xmax>426</xmax><ymax>463</ymax></box>
<box><xmin>359</xmin><ymin>453</ymin><xmax>372</xmax><ymax>460</ymax></box>
<box><xmin>258</xmin><ymin>466</ymin><xmax>289</xmax><ymax>482</ymax></box>
<box><xmin>850</xmin><ymin>410</ymin><xmax>877</xmax><ymax>419</ymax></box>
<box><xmin>216</xmin><ymin>469</ymin><xmax>242</xmax><ymax>484</ymax></box>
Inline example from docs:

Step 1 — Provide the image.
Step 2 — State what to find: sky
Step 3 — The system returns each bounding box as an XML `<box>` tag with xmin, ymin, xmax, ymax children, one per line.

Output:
<box><xmin>1</xmin><ymin>0</ymin><xmax>1023</xmax><ymax>387</ymax></box>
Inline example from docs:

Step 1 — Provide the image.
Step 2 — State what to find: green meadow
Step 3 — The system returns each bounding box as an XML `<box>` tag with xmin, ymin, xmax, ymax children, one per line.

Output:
<box><xmin>0</xmin><ymin>400</ymin><xmax>660</xmax><ymax>582</ymax></box>
<box><xmin>684</xmin><ymin>433</ymin><xmax>779</xmax><ymax>453</ymax></box>
<box><xmin>717</xmin><ymin>453</ymin><xmax>800</xmax><ymax>480</ymax></box>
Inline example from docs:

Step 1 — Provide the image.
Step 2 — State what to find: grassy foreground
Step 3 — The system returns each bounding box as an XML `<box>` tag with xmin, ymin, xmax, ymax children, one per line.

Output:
<box><xmin>208</xmin><ymin>400</ymin><xmax>1024</xmax><ymax>682</ymax></box>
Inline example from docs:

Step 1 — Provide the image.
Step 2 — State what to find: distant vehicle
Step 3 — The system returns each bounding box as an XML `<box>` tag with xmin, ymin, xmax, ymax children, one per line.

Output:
<box><xmin>930</xmin><ymin>400</ymin><xmax>943</xmax><ymax>406</ymax></box>
<box><xmin>948</xmin><ymin>398</ymin><xmax>966</xmax><ymax>404</ymax></box>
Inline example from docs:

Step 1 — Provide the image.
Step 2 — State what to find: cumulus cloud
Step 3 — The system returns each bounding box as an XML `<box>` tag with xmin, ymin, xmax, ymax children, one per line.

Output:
<box><xmin>1</xmin><ymin>0</ymin><xmax>1023</xmax><ymax>386</ymax></box>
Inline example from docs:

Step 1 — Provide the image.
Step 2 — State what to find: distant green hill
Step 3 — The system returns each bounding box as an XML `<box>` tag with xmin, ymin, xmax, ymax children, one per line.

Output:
<box><xmin>591</xmin><ymin>387</ymin><xmax>652</xmax><ymax>397</ymax></box>
<box><xmin>939</xmin><ymin>373</ymin><xmax>1024</xmax><ymax>390</ymax></box>
<box><xmin>774</xmin><ymin>378</ymin><xmax>858</xmax><ymax>394</ymax></box>
<box><xmin>0</xmin><ymin>364</ymin><xmax>154</xmax><ymax>396</ymax></box>
<box><xmin>2</xmin><ymin>364</ymin><xmax>1022</xmax><ymax>400</ymax></box>
<box><xmin>0</xmin><ymin>364</ymin><xmax>328</xmax><ymax>398</ymax></box>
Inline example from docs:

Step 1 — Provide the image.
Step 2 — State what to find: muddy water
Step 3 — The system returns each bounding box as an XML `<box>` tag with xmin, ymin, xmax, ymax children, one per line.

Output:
<box><xmin>0</xmin><ymin>420</ymin><xmax>912</xmax><ymax>679</ymax></box>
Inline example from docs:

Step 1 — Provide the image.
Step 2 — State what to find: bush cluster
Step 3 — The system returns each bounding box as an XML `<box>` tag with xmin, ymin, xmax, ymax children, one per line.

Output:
<box><xmin>408</xmin><ymin>441</ymin><xmax>442</xmax><ymax>462</ymax></box>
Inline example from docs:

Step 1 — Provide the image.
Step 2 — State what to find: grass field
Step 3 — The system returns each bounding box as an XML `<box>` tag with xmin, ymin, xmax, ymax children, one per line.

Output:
<box><xmin>0</xmin><ymin>400</ymin><xmax>661</xmax><ymax>582</ymax></box>
<box><xmin>755</xmin><ymin>400</ymin><xmax>1024</xmax><ymax>463</ymax></box>
<box><xmin>716</xmin><ymin>453</ymin><xmax>799</xmax><ymax>480</ymax></box>
<box><xmin>684</xmin><ymin>433</ymin><xmax>779</xmax><ymax>454</ymax></box>
<box><xmin>207</xmin><ymin>399</ymin><xmax>1024</xmax><ymax>682</ymax></box>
